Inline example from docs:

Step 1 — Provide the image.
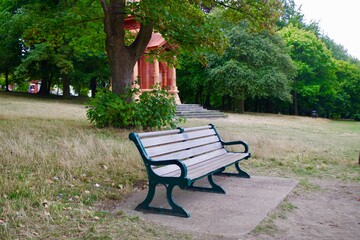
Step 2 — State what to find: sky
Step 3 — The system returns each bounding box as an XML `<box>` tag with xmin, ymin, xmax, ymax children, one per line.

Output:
<box><xmin>294</xmin><ymin>0</ymin><xmax>360</xmax><ymax>60</ymax></box>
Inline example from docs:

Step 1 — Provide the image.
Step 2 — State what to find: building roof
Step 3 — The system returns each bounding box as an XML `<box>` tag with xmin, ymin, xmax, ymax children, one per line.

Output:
<box><xmin>146</xmin><ymin>33</ymin><xmax>167</xmax><ymax>49</ymax></box>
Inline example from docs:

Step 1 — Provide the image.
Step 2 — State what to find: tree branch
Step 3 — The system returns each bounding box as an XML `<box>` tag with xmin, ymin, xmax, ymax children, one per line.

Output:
<box><xmin>100</xmin><ymin>0</ymin><xmax>108</xmax><ymax>13</ymax></box>
<box><xmin>130</xmin><ymin>22</ymin><xmax>153</xmax><ymax>60</ymax></box>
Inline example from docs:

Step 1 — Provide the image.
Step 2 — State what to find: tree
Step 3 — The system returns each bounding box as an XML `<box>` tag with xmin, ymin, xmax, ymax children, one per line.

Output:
<box><xmin>333</xmin><ymin>59</ymin><xmax>360</xmax><ymax>118</ymax></box>
<box><xmin>177</xmin><ymin>55</ymin><xmax>209</xmax><ymax>105</ymax></box>
<box><xmin>321</xmin><ymin>35</ymin><xmax>355</xmax><ymax>62</ymax></box>
<box><xmin>1</xmin><ymin>0</ymin><xmax>283</xmax><ymax>98</ymax></box>
<box><xmin>206</xmin><ymin>22</ymin><xmax>295</xmax><ymax>113</ymax></box>
<box><xmin>279</xmin><ymin>25</ymin><xmax>337</xmax><ymax>116</ymax></box>
<box><xmin>70</xmin><ymin>54</ymin><xmax>110</xmax><ymax>97</ymax></box>
<box><xmin>99</xmin><ymin>0</ymin><xmax>283</xmax><ymax>95</ymax></box>
<box><xmin>0</xmin><ymin>0</ymin><xmax>106</xmax><ymax>97</ymax></box>
<box><xmin>277</xmin><ymin>0</ymin><xmax>305</xmax><ymax>29</ymax></box>
<box><xmin>0</xmin><ymin>0</ymin><xmax>24</xmax><ymax>91</ymax></box>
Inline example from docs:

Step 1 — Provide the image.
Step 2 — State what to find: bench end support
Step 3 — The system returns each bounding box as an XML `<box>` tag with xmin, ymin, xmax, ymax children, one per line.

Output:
<box><xmin>135</xmin><ymin>183</ymin><xmax>190</xmax><ymax>218</ymax></box>
<box><xmin>186</xmin><ymin>174</ymin><xmax>226</xmax><ymax>194</ymax></box>
<box><xmin>215</xmin><ymin>162</ymin><xmax>250</xmax><ymax>178</ymax></box>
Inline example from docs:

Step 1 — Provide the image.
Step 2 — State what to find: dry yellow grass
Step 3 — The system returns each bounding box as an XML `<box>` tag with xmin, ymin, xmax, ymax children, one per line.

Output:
<box><xmin>0</xmin><ymin>92</ymin><xmax>359</xmax><ymax>239</ymax></box>
<box><xmin>181</xmin><ymin>113</ymin><xmax>359</xmax><ymax>181</ymax></box>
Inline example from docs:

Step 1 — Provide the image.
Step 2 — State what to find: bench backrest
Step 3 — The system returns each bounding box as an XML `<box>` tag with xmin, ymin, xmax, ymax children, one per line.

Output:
<box><xmin>129</xmin><ymin>125</ymin><xmax>227</xmax><ymax>164</ymax></box>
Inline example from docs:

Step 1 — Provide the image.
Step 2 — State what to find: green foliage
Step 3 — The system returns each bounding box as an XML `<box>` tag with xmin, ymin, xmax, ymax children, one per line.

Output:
<box><xmin>1</xmin><ymin>0</ymin><xmax>106</xmax><ymax>94</ymax></box>
<box><xmin>277</xmin><ymin>0</ymin><xmax>305</xmax><ymax>29</ymax></box>
<box><xmin>135</xmin><ymin>85</ymin><xmax>181</xmax><ymax>129</ymax></box>
<box><xmin>136</xmin><ymin>0</ymin><xmax>283</xmax><ymax>59</ymax></box>
<box><xmin>279</xmin><ymin>25</ymin><xmax>338</xmax><ymax>116</ymax></box>
<box><xmin>333</xmin><ymin>60</ymin><xmax>360</xmax><ymax>118</ymax></box>
<box><xmin>178</xmin><ymin>19</ymin><xmax>296</xmax><ymax>112</ymax></box>
<box><xmin>353</xmin><ymin>114</ymin><xmax>360</xmax><ymax>121</ymax></box>
<box><xmin>86</xmin><ymin>85</ymin><xmax>181</xmax><ymax>130</ymax></box>
<box><xmin>177</xmin><ymin>57</ymin><xmax>208</xmax><ymax>105</ymax></box>
<box><xmin>86</xmin><ymin>89</ymin><xmax>135</xmax><ymax>129</ymax></box>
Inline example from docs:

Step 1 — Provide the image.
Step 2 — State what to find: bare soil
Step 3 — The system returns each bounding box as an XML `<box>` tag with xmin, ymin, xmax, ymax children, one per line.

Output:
<box><xmin>243</xmin><ymin>179</ymin><xmax>360</xmax><ymax>240</ymax></box>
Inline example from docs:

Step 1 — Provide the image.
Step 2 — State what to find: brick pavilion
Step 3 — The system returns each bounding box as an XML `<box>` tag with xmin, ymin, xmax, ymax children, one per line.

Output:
<box><xmin>124</xmin><ymin>16</ymin><xmax>181</xmax><ymax>104</ymax></box>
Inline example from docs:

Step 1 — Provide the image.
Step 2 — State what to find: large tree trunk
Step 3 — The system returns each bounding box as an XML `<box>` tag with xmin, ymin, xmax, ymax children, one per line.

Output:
<box><xmin>107</xmin><ymin>45</ymin><xmax>134</xmax><ymax>94</ymax></box>
<box><xmin>5</xmin><ymin>68</ymin><xmax>9</xmax><ymax>92</ymax></box>
<box><xmin>293</xmin><ymin>90</ymin><xmax>298</xmax><ymax>115</ymax></box>
<box><xmin>235</xmin><ymin>98</ymin><xmax>245</xmax><ymax>113</ymax></box>
<box><xmin>90</xmin><ymin>77</ymin><xmax>97</xmax><ymax>98</ymax></box>
<box><xmin>38</xmin><ymin>75</ymin><xmax>49</xmax><ymax>95</ymax></box>
<box><xmin>47</xmin><ymin>74</ymin><xmax>52</xmax><ymax>93</ymax></box>
<box><xmin>38</xmin><ymin>61</ymin><xmax>50</xmax><ymax>95</ymax></box>
<box><xmin>63</xmin><ymin>76</ymin><xmax>70</xmax><ymax>99</ymax></box>
<box><xmin>236</xmin><ymin>89</ymin><xmax>245</xmax><ymax>113</ymax></box>
<box><xmin>101</xmin><ymin>0</ymin><xmax>153</xmax><ymax>96</ymax></box>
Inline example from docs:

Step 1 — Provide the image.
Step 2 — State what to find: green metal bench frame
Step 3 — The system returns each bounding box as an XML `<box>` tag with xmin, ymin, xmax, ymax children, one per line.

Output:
<box><xmin>129</xmin><ymin>124</ymin><xmax>251</xmax><ymax>217</ymax></box>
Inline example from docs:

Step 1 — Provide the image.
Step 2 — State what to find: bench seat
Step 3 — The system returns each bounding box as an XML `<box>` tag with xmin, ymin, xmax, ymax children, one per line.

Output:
<box><xmin>154</xmin><ymin>152</ymin><xmax>250</xmax><ymax>179</ymax></box>
<box><xmin>129</xmin><ymin>124</ymin><xmax>251</xmax><ymax>217</ymax></box>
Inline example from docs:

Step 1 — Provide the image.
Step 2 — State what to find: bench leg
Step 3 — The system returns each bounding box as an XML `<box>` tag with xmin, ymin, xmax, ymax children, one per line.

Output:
<box><xmin>135</xmin><ymin>182</ymin><xmax>156</xmax><ymax>212</ymax></box>
<box><xmin>214</xmin><ymin>162</ymin><xmax>250</xmax><ymax>178</ymax></box>
<box><xmin>135</xmin><ymin>183</ymin><xmax>190</xmax><ymax>218</ymax></box>
<box><xmin>186</xmin><ymin>175</ymin><xmax>226</xmax><ymax>194</ymax></box>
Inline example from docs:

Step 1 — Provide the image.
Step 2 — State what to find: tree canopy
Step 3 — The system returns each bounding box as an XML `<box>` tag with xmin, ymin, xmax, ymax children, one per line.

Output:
<box><xmin>279</xmin><ymin>25</ymin><xmax>337</xmax><ymax>116</ymax></box>
<box><xmin>178</xmin><ymin>0</ymin><xmax>360</xmax><ymax>118</ymax></box>
<box><xmin>0</xmin><ymin>0</ymin><xmax>359</xmax><ymax>119</ymax></box>
<box><xmin>206</xmin><ymin>22</ymin><xmax>296</xmax><ymax>112</ymax></box>
<box><xmin>99</xmin><ymin>0</ymin><xmax>283</xmax><ymax>95</ymax></box>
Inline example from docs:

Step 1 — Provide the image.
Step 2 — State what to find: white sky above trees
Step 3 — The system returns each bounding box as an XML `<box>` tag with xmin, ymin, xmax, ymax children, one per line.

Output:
<box><xmin>294</xmin><ymin>0</ymin><xmax>360</xmax><ymax>60</ymax></box>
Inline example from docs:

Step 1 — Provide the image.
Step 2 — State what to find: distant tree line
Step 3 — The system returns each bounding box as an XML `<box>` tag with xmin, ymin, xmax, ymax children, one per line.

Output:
<box><xmin>0</xmin><ymin>0</ymin><xmax>281</xmax><ymax>98</ymax></box>
<box><xmin>0</xmin><ymin>0</ymin><xmax>109</xmax><ymax>98</ymax></box>
<box><xmin>177</xmin><ymin>0</ymin><xmax>360</xmax><ymax>119</ymax></box>
<box><xmin>0</xmin><ymin>0</ymin><xmax>358</xmax><ymax>119</ymax></box>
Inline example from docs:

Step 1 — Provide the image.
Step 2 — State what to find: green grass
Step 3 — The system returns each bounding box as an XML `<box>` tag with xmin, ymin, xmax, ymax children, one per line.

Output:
<box><xmin>0</xmin><ymin>91</ymin><xmax>359</xmax><ymax>239</ymax></box>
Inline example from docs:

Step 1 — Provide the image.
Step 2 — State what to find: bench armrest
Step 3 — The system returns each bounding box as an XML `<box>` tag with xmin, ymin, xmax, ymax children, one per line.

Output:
<box><xmin>149</xmin><ymin>159</ymin><xmax>188</xmax><ymax>178</ymax></box>
<box><xmin>222</xmin><ymin>140</ymin><xmax>249</xmax><ymax>153</ymax></box>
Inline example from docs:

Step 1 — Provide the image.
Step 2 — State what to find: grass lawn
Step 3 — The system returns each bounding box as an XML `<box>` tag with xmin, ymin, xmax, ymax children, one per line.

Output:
<box><xmin>0</xmin><ymin>91</ymin><xmax>359</xmax><ymax>239</ymax></box>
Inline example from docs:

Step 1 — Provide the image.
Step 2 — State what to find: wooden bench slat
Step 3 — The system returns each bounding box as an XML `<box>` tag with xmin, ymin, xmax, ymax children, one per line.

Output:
<box><xmin>137</xmin><ymin>125</ymin><xmax>212</xmax><ymax>139</ymax></box>
<box><xmin>152</xmin><ymin>149</ymin><xmax>227</xmax><ymax>176</ymax></box>
<box><xmin>158</xmin><ymin>152</ymin><xmax>235</xmax><ymax>178</ymax></box>
<box><xmin>137</xmin><ymin>129</ymin><xmax>180</xmax><ymax>138</ymax></box>
<box><xmin>186</xmin><ymin>153</ymin><xmax>249</xmax><ymax>179</ymax></box>
<box><xmin>162</xmin><ymin>153</ymin><xmax>249</xmax><ymax>179</ymax></box>
<box><xmin>146</xmin><ymin>135</ymin><xmax>220</xmax><ymax>158</ymax></box>
<box><xmin>182</xmin><ymin>125</ymin><xmax>212</xmax><ymax>132</ymax></box>
<box><xmin>151</xmin><ymin>142</ymin><xmax>223</xmax><ymax>161</ymax></box>
<box><xmin>141</xmin><ymin>128</ymin><xmax>217</xmax><ymax>148</ymax></box>
<box><xmin>182</xmin><ymin>148</ymin><xmax>228</xmax><ymax>168</ymax></box>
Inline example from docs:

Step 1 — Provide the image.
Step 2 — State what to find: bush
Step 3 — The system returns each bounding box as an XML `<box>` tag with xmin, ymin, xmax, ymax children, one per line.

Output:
<box><xmin>85</xmin><ymin>89</ymin><xmax>134</xmax><ymax>128</ymax></box>
<box><xmin>134</xmin><ymin>85</ymin><xmax>181</xmax><ymax>129</ymax></box>
<box><xmin>353</xmin><ymin>114</ymin><xmax>360</xmax><ymax>121</ymax></box>
<box><xmin>86</xmin><ymin>85</ymin><xmax>182</xmax><ymax>129</ymax></box>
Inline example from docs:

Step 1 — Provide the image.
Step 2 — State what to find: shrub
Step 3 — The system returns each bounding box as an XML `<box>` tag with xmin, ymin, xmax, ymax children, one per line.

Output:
<box><xmin>353</xmin><ymin>114</ymin><xmax>360</xmax><ymax>121</ymax></box>
<box><xmin>86</xmin><ymin>85</ymin><xmax>182</xmax><ymax>129</ymax></box>
<box><xmin>134</xmin><ymin>85</ymin><xmax>180</xmax><ymax>129</ymax></box>
<box><xmin>85</xmin><ymin>89</ymin><xmax>135</xmax><ymax>128</ymax></box>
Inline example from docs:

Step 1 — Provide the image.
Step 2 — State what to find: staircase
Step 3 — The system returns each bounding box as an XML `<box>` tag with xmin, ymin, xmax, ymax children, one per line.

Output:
<box><xmin>176</xmin><ymin>104</ymin><xmax>226</xmax><ymax>118</ymax></box>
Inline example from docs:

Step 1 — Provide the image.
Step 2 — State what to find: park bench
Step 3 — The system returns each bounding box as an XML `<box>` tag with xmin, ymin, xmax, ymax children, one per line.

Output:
<box><xmin>129</xmin><ymin>124</ymin><xmax>251</xmax><ymax>217</ymax></box>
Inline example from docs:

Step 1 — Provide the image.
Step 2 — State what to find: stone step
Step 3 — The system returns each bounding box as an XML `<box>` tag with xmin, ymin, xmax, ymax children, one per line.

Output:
<box><xmin>176</xmin><ymin>104</ymin><xmax>226</xmax><ymax>118</ymax></box>
<box><xmin>177</xmin><ymin>114</ymin><xmax>225</xmax><ymax>118</ymax></box>
<box><xmin>176</xmin><ymin>104</ymin><xmax>214</xmax><ymax>110</ymax></box>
